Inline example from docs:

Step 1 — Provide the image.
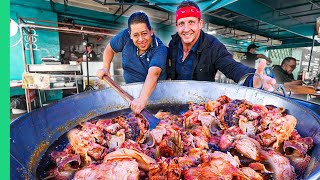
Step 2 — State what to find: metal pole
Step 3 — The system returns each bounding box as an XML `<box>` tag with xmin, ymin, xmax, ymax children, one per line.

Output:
<box><xmin>19</xmin><ymin>20</ymin><xmax>32</xmax><ymax>112</ymax></box>
<box><xmin>27</xmin><ymin>29</ymin><xmax>35</xmax><ymax>64</ymax></box>
<box><xmin>20</xmin><ymin>23</ymin><xmax>115</xmax><ymax>36</ymax></box>
<box><xmin>19</xmin><ymin>20</ymin><xmax>28</xmax><ymax>71</ymax></box>
<box><xmin>308</xmin><ymin>29</ymin><xmax>316</xmax><ymax>72</ymax></box>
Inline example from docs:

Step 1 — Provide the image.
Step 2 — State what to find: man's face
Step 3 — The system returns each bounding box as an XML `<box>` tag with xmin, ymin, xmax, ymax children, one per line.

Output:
<box><xmin>284</xmin><ymin>60</ymin><xmax>297</xmax><ymax>74</ymax></box>
<box><xmin>176</xmin><ymin>17</ymin><xmax>203</xmax><ymax>46</ymax></box>
<box><xmin>87</xmin><ymin>46</ymin><xmax>92</xmax><ymax>51</ymax></box>
<box><xmin>129</xmin><ymin>23</ymin><xmax>153</xmax><ymax>52</ymax></box>
<box><xmin>252</xmin><ymin>48</ymin><xmax>257</xmax><ymax>53</ymax></box>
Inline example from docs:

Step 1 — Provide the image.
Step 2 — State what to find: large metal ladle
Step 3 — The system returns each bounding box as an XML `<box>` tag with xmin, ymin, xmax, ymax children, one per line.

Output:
<box><xmin>103</xmin><ymin>76</ymin><xmax>160</xmax><ymax>130</ymax></box>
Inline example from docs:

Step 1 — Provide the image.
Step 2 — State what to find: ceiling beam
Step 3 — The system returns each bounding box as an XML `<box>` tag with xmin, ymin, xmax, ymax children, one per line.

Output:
<box><xmin>224</xmin><ymin>0</ymin><xmax>316</xmax><ymax>39</ymax></box>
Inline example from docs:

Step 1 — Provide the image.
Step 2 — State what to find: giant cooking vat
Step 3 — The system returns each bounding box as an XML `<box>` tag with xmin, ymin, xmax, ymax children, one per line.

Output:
<box><xmin>10</xmin><ymin>81</ymin><xmax>320</xmax><ymax>179</ymax></box>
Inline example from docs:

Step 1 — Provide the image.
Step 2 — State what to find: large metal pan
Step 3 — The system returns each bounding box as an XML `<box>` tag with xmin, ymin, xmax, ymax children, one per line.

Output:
<box><xmin>10</xmin><ymin>81</ymin><xmax>320</xmax><ymax>179</ymax></box>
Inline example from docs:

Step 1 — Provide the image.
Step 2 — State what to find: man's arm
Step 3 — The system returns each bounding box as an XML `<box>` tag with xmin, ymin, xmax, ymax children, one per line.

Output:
<box><xmin>97</xmin><ymin>44</ymin><xmax>116</xmax><ymax>78</ymax></box>
<box><xmin>130</xmin><ymin>66</ymin><xmax>161</xmax><ymax>114</ymax></box>
<box><xmin>256</xmin><ymin>54</ymin><xmax>272</xmax><ymax>64</ymax></box>
<box><xmin>284</xmin><ymin>80</ymin><xmax>302</xmax><ymax>85</ymax></box>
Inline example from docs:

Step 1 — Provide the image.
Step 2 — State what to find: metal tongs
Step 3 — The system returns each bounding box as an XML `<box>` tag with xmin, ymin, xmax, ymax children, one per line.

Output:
<box><xmin>102</xmin><ymin>76</ymin><xmax>160</xmax><ymax>130</ymax></box>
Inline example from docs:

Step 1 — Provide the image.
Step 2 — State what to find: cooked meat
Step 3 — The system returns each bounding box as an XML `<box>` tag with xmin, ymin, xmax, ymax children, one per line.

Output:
<box><xmin>219</xmin><ymin>126</ymin><xmax>244</xmax><ymax>150</ymax></box>
<box><xmin>248</xmin><ymin>162</ymin><xmax>272</xmax><ymax>174</ymax></box>
<box><xmin>73</xmin><ymin>159</ymin><xmax>139</xmax><ymax>180</ymax></box>
<box><xmin>239</xmin><ymin>115</ymin><xmax>256</xmax><ymax>137</ymax></box>
<box><xmin>103</xmin><ymin>148</ymin><xmax>156</xmax><ymax>171</ymax></box>
<box><xmin>240</xmin><ymin>167</ymin><xmax>263</xmax><ymax>180</ymax></box>
<box><xmin>107</xmin><ymin>129</ymin><xmax>126</xmax><ymax>150</ymax></box>
<box><xmin>198</xmin><ymin>112</ymin><xmax>213</xmax><ymax>127</ymax></box>
<box><xmin>223</xmin><ymin>99</ymin><xmax>245</xmax><ymax>127</ymax></box>
<box><xmin>256</xmin><ymin>115</ymin><xmax>297</xmax><ymax>150</ymax></box>
<box><xmin>67</xmin><ymin>129</ymin><xmax>95</xmax><ymax>163</ymax></box>
<box><xmin>48</xmin><ymin>95</ymin><xmax>313</xmax><ymax>180</ymax></box>
<box><xmin>80</xmin><ymin>122</ymin><xmax>106</xmax><ymax>145</ymax></box>
<box><xmin>182</xmin><ymin>152</ymin><xmax>246</xmax><ymax>180</ymax></box>
<box><xmin>233</xmin><ymin>138</ymin><xmax>263</xmax><ymax>161</ymax></box>
<box><xmin>261</xmin><ymin>150</ymin><xmax>294</xmax><ymax>180</ymax></box>
<box><xmin>286</xmin><ymin>155</ymin><xmax>311</xmax><ymax>179</ymax></box>
<box><xmin>149</xmin><ymin>157</ymin><xmax>183</xmax><ymax>180</ymax></box>
<box><xmin>150</xmin><ymin>125</ymin><xmax>167</xmax><ymax>144</ymax></box>
<box><xmin>50</xmin><ymin>150</ymin><xmax>81</xmax><ymax>171</ymax></box>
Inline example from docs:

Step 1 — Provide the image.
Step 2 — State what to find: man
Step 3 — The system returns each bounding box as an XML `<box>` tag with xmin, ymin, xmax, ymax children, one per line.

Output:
<box><xmin>272</xmin><ymin>57</ymin><xmax>301</xmax><ymax>84</ymax></box>
<box><xmin>84</xmin><ymin>43</ymin><xmax>98</xmax><ymax>61</ymax></box>
<box><xmin>241</xmin><ymin>43</ymin><xmax>272</xmax><ymax>68</ymax></box>
<box><xmin>97</xmin><ymin>12</ymin><xmax>167</xmax><ymax>114</ymax></box>
<box><xmin>167</xmin><ymin>0</ymin><xmax>275</xmax><ymax>91</ymax></box>
<box><xmin>77</xmin><ymin>43</ymin><xmax>98</xmax><ymax>62</ymax></box>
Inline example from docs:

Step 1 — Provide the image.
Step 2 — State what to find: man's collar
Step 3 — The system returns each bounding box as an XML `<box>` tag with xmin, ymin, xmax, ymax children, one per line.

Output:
<box><xmin>151</xmin><ymin>35</ymin><xmax>158</xmax><ymax>48</ymax></box>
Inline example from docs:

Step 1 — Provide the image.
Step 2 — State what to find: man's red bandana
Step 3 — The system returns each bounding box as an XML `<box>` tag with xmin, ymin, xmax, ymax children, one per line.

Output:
<box><xmin>176</xmin><ymin>6</ymin><xmax>201</xmax><ymax>22</ymax></box>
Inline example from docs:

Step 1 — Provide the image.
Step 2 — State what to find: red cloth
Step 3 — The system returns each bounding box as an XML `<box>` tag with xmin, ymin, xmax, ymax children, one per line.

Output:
<box><xmin>176</xmin><ymin>6</ymin><xmax>201</xmax><ymax>22</ymax></box>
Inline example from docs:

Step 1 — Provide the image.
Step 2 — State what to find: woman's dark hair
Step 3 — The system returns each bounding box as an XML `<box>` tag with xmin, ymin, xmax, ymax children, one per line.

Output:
<box><xmin>281</xmin><ymin>57</ymin><xmax>296</xmax><ymax>66</ymax></box>
<box><xmin>128</xmin><ymin>12</ymin><xmax>151</xmax><ymax>32</ymax></box>
<box><xmin>177</xmin><ymin>0</ymin><xmax>200</xmax><ymax>10</ymax></box>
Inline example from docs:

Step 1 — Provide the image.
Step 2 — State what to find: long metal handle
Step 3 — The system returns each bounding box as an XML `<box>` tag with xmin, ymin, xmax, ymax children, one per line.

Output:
<box><xmin>102</xmin><ymin>76</ymin><xmax>160</xmax><ymax>130</ymax></box>
<box><xmin>103</xmin><ymin>76</ymin><xmax>134</xmax><ymax>102</ymax></box>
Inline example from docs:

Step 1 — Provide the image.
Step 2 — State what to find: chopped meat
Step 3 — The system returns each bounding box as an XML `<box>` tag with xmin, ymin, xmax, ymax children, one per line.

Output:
<box><xmin>224</xmin><ymin>99</ymin><xmax>245</xmax><ymax>127</ymax></box>
<box><xmin>248</xmin><ymin>162</ymin><xmax>272</xmax><ymax>174</ymax></box>
<box><xmin>50</xmin><ymin>150</ymin><xmax>81</xmax><ymax>171</ymax></box>
<box><xmin>219</xmin><ymin>126</ymin><xmax>244</xmax><ymax>150</ymax></box>
<box><xmin>256</xmin><ymin>115</ymin><xmax>297</xmax><ymax>150</ymax></box>
<box><xmin>73</xmin><ymin>159</ymin><xmax>139</xmax><ymax>180</ymax></box>
<box><xmin>67</xmin><ymin>129</ymin><xmax>95</xmax><ymax>163</ymax></box>
<box><xmin>47</xmin><ymin>95</ymin><xmax>313</xmax><ymax>180</ymax></box>
<box><xmin>183</xmin><ymin>152</ymin><xmax>245</xmax><ymax>180</ymax></box>
<box><xmin>120</xmin><ymin>139</ymin><xmax>144</xmax><ymax>153</ymax></box>
<box><xmin>107</xmin><ymin>129</ymin><xmax>125</xmax><ymax>150</ymax></box>
<box><xmin>80</xmin><ymin>122</ymin><xmax>106</xmax><ymax>145</ymax></box>
<box><xmin>240</xmin><ymin>167</ymin><xmax>263</xmax><ymax>180</ymax></box>
<box><xmin>261</xmin><ymin>150</ymin><xmax>294</xmax><ymax>180</ymax></box>
<box><xmin>239</xmin><ymin>115</ymin><xmax>256</xmax><ymax>137</ymax></box>
<box><xmin>151</xmin><ymin>125</ymin><xmax>167</xmax><ymax>144</ymax></box>
<box><xmin>198</xmin><ymin>112</ymin><xmax>213</xmax><ymax>127</ymax></box>
<box><xmin>283</xmin><ymin>137</ymin><xmax>313</xmax><ymax>156</ymax></box>
<box><xmin>286</xmin><ymin>155</ymin><xmax>311</xmax><ymax>179</ymax></box>
<box><xmin>103</xmin><ymin>148</ymin><xmax>156</xmax><ymax>171</ymax></box>
<box><xmin>233</xmin><ymin>138</ymin><xmax>263</xmax><ymax>161</ymax></box>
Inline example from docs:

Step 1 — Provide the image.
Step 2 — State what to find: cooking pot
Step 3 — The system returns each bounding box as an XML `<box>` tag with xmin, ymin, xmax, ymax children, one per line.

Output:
<box><xmin>10</xmin><ymin>81</ymin><xmax>320</xmax><ymax>179</ymax></box>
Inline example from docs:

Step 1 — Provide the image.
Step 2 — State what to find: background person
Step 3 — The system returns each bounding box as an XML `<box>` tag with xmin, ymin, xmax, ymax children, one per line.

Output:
<box><xmin>241</xmin><ymin>43</ymin><xmax>272</xmax><ymax>68</ymax></box>
<box><xmin>272</xmin><ymin>57</ymin><xmax>301</xmax><ymax>85</ymax></box>
<box><xmin>78</xmin><ymin>43</ymin><xmax>98</xmax><ymax>62</ymax></box>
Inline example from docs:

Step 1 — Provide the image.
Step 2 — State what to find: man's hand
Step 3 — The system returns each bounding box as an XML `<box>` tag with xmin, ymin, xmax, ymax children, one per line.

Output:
<box><xmin>266</xmin><ymin>58</ymin><xmax>272</xmax><ymax>65</ymax></box>
<box><xmin>253</xmin><ymin>59</ymin><xmax>276</xmax><ymax>92</ymax></box>
<box><xmin>130</xmin><ymin>97</ymin><xmax>147</xmax><ymax>114</ymax></box>
<box><xmin>284</xmin><ymin>80</ymin><xmax>302</xmax><ymax>86</ymax></box>
<box><xmin>97</xmin><ymin>68</ymin><xmax>110</xmax><ymax>79</ymax></box>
